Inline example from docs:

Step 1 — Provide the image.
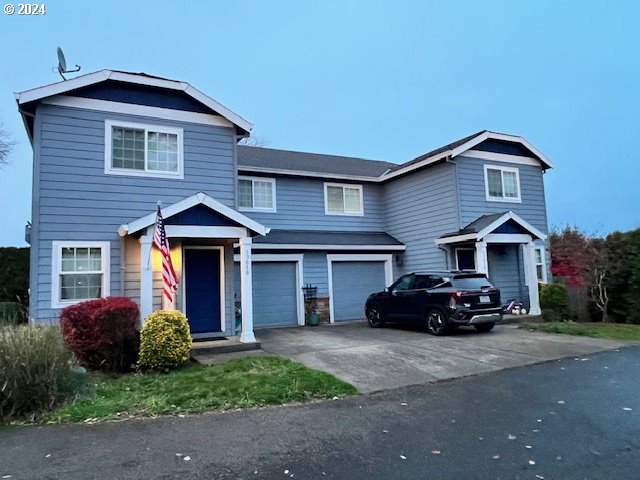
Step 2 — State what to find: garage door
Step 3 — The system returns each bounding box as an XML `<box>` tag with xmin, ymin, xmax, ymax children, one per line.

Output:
<box><xmin>235</xmin><ymin>262</ymin><xmax>299</xmax><ymax>328</ymax></box>
<box><xmin>332</xmin><ymin>261</ymin><xmax>387</xmax><ymax>321</ymax></box>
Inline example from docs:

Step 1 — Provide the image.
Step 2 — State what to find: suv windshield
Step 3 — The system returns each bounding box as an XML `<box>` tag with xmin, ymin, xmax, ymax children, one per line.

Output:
<box><xmin>451</xmin><ymin>276</ymin><xmax>494</xmax><ymax>289</ymax></box>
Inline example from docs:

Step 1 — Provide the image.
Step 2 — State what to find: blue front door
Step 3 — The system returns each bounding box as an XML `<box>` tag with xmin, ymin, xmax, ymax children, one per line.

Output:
<box><xmin>184</xmin><ymin>248</ymin><xmax>222</xmax><ymax>334</ymax></box>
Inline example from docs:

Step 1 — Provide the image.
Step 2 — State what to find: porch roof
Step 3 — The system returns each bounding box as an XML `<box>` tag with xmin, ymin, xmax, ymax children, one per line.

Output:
<box><xmin>435</xmin><ymin>211</ymin><xmax>547</xmax><ymax>245</ymax></box>
<box><xmin>252</xmin><ymin>229</ymin><xmax>406</xmax><ymax>251</ymax></box>
<box><xmin>118</xmin><ymin>192</ymin><xmax>270</xmax><ymax>237</ymax></box>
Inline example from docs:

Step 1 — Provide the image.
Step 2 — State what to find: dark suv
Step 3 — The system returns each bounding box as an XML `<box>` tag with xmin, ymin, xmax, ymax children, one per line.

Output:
<box><xmin>364</xmin><ymin>272</ymin><xmax>502</xmax><ymax>335</ymax></box>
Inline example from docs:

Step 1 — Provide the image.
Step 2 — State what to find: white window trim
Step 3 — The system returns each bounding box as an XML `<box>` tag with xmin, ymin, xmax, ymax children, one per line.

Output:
<box><xmin>324</xmin><ymin>182</ymin><xmax>364</xmax><ymax>216</ymax></box>
<box><xmin>535</xmin><ymin>246</ymin><xmax>548</xmax><ymax>283</ymax></box>
<box><xmin>483</xmin><ymin>164</ymin><xmax>522</xmax><ymax>203</ymax></box>
<box><xmin>51</xmin><ymin>241</ymin><xmax>111</xmax><ymax>309</ymax></box>
<box><xmin>104</xmin><ymin>120</ymin><xmax>184</xmax><ymax>179</ymax></box>
<box><xmin>454</xmin><ymin>247</ymin><xmax>476</xmax><ymax>271</ymax></box>
<box><xmin>237</xmin><ymin>176</ymin><xmax>277</xmax><ymax>213</ymax></box>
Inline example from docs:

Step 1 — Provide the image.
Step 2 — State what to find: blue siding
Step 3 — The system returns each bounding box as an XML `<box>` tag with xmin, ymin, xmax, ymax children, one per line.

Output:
<box><xmin>456</xmin><ymin>156</ymin><xmax>549</xmax><ymax>234</ymax></box>
<box><xmin>332</xmin><ymin>261</ymin><xmax>386</xmax><ymax>321</ymax></box>
<box><xmin>302</xmin><ymin>252</ymin><xmax>329</xmax><ymax>296</ymax></box>
<box><xmin>31</xmin><ymin>103</ymin><xmax>237</xmax><ymax>322</ymax></box>
<box><xmin>241</xmin><ymin>177</ymin><xmax>385</xmax><ymax>232</ymax></box>
<box><xmin>383</xmin><ymin>163</ymin><xmax>459</xmax><ymax>275</ymax></box>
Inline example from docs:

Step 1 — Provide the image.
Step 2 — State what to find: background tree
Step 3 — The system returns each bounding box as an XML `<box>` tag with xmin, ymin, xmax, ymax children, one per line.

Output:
<box><xmin>238</xmin><ymin>135</ymin><xmax>269</xmax><ymax>147</ymax></box>
<box><xmin>0</xmin><ymin>123</ymin><xmax>13</xmax><ymax>166</ymax></box>
<box><xmin>549</xmin><ymin>226</ymin><xmax>594</xmax><ymax>286</ymax></box>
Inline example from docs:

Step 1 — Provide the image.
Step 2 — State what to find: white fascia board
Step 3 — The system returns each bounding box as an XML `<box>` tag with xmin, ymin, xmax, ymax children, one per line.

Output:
<box><xmin>237</xmin><ymin>165</ymin><xmax>381</xmax><ymax>183</ymax></box>
<box><xmin>434</xmin><ymin>233</ymin><xmax>478</xmax><ymax>245</ymax></box>
<box><xmin>459</xmin><ymin>150</ymin><xmax>541</xmax><ymax>167</ymax></box>
<box><xmin>451</xmin><ymin>131</ymin><xmax>554</xmax><ymax>169</ymax></box>
<box><xmin>379</xmin><ymin>152</ymin><xmax>451</xmax><ymax>181</ymax></box>
<box><xmin>476</xmin><ymin>211</ymin><xmax>547</xmax><ymax>241</ymax></box>
<box><xmin>250</xmin><ymin>243</ymin><xmax>406</xmax><ymax>251</ymax></box>
<box><xmin>44</xmin><ymin>96</ymin><xmax>234</xmax><ymax>128</ymax></box>
<box><xmin>15</xmin><ymin>69</ymin><xmax>253</xmax><ymax>133</ymax></box>
<box><xmin>15</xmin><ymin>70</ymin><xmax>111</xmax><ymax>104</ymax></box>
<box><xmin>120</xmin><ymin>192</ymin><xmax>269</xmax><ymax>237</ymax></box>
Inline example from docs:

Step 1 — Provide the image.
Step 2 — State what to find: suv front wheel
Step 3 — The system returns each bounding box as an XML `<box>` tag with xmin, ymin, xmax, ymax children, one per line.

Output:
<box><xmin>366</xmin><ymin>304</ymin><xmax>386</xmax><ymax>328</ymax></box>
<box><xmin>426</xmin><ymin>307</ymin><xmax>450</xmax><ymax>336</ymax></box>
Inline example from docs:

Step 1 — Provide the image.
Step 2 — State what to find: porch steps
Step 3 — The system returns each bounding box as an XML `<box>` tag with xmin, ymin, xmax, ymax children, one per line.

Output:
<box><xmin>191</xmin><ymin>338</ymin><xmax>262</xmax><ymax>356</ymax></box>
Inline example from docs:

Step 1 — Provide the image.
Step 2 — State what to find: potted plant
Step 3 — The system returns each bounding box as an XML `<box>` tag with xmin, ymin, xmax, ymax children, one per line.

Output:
<box><xmin>302</xmin><ymin>284</ymin><xmax>319</xmax><ymax>326</ymax></box>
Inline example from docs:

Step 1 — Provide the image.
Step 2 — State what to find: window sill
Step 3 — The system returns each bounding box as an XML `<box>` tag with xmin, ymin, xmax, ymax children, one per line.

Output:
<box><xmin>325</xmin><ymin>211</ymin><xmax>364</xmax><ymax>217</ymax></box>
<box><xmin>485</xmin><ymin>196</ymin><xmax>522</xmax><ymax>204</ymax></box>
<box><xmin>104</xmin><ymin>168</ymin><xmax>184</xmax><ymax>180</ymax></box>
<box><xmin>238</xmin><ymin>207</ymin><xmax>277</xmax><ymax>213</ymax></box>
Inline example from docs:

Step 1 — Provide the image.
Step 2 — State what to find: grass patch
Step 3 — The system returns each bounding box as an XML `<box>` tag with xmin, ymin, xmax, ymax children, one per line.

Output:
<box><xmin>47</xmin><ymin>356</ymin><xmax>357</xmax><ymax>423</ymax></box>
<box><xmin>524</xmin><ymin>321</ymin><xmax>640</xmax><ymax>341</ymax></box>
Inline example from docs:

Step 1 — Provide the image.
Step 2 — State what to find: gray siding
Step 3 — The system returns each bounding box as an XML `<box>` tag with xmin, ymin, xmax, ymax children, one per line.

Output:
<box><xmin>456</xmin><ymin>156</ymin><xmax>549</xmax><ymax>234</ymax></box>
<box><xmin>383</xmin><ymin>163</ymin><xmax>459</xmax><ymax>275</ymax></box>
<box><xmin>31</xmin><ymin>103</ymin><xmax>237</xmax><ymax>322</ymax></box>
<box><xmin>241</xmin><ymin>177</ymin><xmax>385</xmax><ymax>232</ymax></box>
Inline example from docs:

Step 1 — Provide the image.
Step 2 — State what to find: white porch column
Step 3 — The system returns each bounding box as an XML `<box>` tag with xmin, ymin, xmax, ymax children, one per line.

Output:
<box><xmin>475</xmin><ymin>241</ymin><xmax>489</xmax><ymax>274</ymax></box>
<box><xmin>524</xmin><ymin>242</ymin><xmax>541</xmax><ymax>315</ymax></box>
<box><xmin>139</xmin><ymin>230</ymin><xmax>153</xmax><ymax>323</ymax></box>
<box><xmin>239</xmin><ymin>236</ymin><xmax>256</xmax><ymax>343</ymax></box>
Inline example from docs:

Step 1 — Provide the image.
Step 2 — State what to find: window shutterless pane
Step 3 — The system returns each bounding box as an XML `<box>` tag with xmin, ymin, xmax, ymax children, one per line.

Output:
<box><xmin>253</xmin><ymin>181</ymin><xmax>273</xmax><ymax>209</ymax></box>
<box><xmin>535</xmin><ymin>249</ymin><xmax>543</xmax><ymax>264</ymax></box>
<box><xmin>238</xmin><ymin>179</ymin><xmax>253</xmax><ymax>208</ymax></box>
<box><xmin>536</xmin><ymin>265</ymin><xmax>544</xmax><ymax>281</ymax></box>
<box><xmin>111</xmin><ymin>127</ymin><xmax>145</xmax><ymax>170</ymax></box>
<box><xmin>503</xmin><ymin>171</ymin><xmax>519</xmax><ymax>198</ymax></box>
<box><xmin>487</xmin><ymin>169</ymin><xmax>503</xmax><ymax>197</ymax></box>
<box><xmin>327</xmin><ymin>186</ymin><xmax>345</xmax><ymax>212</ymax></box>
<box><xmin>60</xmin><ymin>273</ymin><xmax>102</xmax><ymax>300</ymax></box>
<box><xmin>344</xmin><ymin>187</ymin><xmax>361</xmax><ymax>212</ymax></box>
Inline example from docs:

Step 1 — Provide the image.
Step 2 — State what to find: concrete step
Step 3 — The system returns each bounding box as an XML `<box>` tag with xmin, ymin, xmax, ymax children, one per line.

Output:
<box><xmin>191</xmin><ymin>337</ymin><xmax>261</xmax><ymax>356</ymax></box>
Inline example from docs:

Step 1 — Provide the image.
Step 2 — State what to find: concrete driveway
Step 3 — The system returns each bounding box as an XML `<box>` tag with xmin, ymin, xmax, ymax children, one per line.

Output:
<box><xmin>257</xmin><ymin>322</ymin><xmax>631</xmax><ymax>393</ymax></box>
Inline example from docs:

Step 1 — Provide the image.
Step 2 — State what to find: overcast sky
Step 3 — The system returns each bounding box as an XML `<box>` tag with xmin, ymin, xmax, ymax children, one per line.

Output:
<box><xmin>1</xmin><ymin>0</ymin><xmax>638</xmax><ymax>246</ymax></box>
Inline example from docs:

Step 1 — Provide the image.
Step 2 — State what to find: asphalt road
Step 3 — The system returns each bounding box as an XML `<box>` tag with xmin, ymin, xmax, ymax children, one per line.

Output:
<box><xmin>2</xmin><ymin>346</ymin><xmax>639</xmax><ymax>480</ymax></box>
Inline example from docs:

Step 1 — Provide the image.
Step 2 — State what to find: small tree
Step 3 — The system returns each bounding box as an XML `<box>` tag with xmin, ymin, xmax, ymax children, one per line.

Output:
<box><xmin>0</xmin><ymin>124</ymin><xmax>13</xmax><ymax>166</ymax></box>
<box><xmin>589</xmin><ymin>238</ymin><xmax>610</xmax><ymax>323</ymax></box>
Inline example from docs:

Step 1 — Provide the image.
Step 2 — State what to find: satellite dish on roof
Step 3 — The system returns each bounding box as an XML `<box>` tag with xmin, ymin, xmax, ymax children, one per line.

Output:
<box><xmin>54</xmin><ymin>47</ymin><xmax>81</xmax><ymax>80</ymax></box>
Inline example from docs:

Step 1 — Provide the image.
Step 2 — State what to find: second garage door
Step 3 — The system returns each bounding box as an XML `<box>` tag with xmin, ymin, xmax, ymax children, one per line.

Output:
<box><xmin>252</xmin><ymin>262</ymin><xmax>299</xmax><ymax>328</ymax></box>
<box><xmin>331</xmin><ymin>261</ymin><xmax>387</xmax><ymax>321</ymax></box>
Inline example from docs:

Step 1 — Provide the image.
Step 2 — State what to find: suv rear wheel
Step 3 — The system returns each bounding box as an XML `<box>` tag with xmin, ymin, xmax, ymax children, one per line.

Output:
<box><xmin>366</xmin><ymin>304</ymin><xmax>386</xmax><ymax>328</ymax></box>
<box><xmin>426</xmin><ymin>307</ymin><xmax>450</xmax><ymax>336</ymax></box>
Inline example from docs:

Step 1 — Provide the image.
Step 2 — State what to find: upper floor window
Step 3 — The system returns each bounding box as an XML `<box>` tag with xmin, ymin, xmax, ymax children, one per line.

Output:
<box><xmin>238</xmin><ymin>176</ymin><xmax>276</xmax><ymax>212</ymax></box>
<box><xmin>51</xmin><ymin>241</ymin><xmax>110</xmax><ymax>308</ymax></box>
<box><xmin>324</xmin><ymin>183</ymin><xmax>363</xmax><ymax>216</ymax></box>
<box><xmin>484</xmin><ymin>165</ymin><xmax>521</xmax><ymax>203</ymax></box>
<box><xmin>105</xmin><ymin>120</ymin><xmax>184</xmax><ymax>179</ymax></box>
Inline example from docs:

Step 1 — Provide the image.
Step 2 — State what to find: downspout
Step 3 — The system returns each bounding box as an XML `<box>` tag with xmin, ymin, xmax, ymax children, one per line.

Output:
<box><xmin>439</xmin><ymin>245</ymin><xmax>450</xmax><ymax>270</ymax></box>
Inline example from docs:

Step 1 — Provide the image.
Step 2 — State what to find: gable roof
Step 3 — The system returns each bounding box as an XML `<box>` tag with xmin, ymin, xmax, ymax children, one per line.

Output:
<box><xmin>15</xmin><ymin>69</ymin><xmax>253</xmax><ymax>135</ymax></box>
<box><xmin>435</xmin><ymin>210</ymin><xmax>547</xmax><ymax>245</ymax></box>
<box><xmin>237</xmin><ymin>131</ymin><xmax>553</xmax><ymax>183</ymax></box>
<box><xmin>118</xmin><ymin>192</ymin><xmax>269</xmax><ymax>237</ymax></box>
<box><xmin>238</xmin><ymin>146</ymin><xmax>395</xmax><ymax>180</ymax></box>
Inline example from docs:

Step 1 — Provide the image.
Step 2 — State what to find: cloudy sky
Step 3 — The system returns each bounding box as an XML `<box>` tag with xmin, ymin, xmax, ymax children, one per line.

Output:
<box><xmin>1</xmin><ymin>0</ymin><xmax>638</xmax><ymax>246</ymax></box>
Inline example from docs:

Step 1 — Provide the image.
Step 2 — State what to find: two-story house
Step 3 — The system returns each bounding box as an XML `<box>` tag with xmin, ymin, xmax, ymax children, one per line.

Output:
<box><xmin>16</xmin><ymin>70</ymin><xmax>552</xmax><ymax>342</ymax></box>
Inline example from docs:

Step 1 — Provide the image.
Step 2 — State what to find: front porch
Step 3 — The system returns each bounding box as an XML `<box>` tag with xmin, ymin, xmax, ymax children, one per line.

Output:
<box><xmin>118</xmin><ymin>192</ymin><xmax>269</xmax><ymax>343</ymax></box>
<box><xmin>436</xmin><ymin>211</ymin><xmax>547</xmax><ymax>315</ymax></box>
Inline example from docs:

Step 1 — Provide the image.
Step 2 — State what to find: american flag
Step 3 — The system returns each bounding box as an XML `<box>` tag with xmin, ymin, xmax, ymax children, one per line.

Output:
<box><xmin>153</xmin><ymin>205</ymin><xmax>179</xmax><ymax>305</ymax></box>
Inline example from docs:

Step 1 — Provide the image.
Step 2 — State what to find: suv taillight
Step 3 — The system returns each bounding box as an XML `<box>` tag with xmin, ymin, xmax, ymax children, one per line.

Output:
<box><xmin>448</xmin><ymin>292</ymin><xmax>462</xmax><ymax>310</ymax></box>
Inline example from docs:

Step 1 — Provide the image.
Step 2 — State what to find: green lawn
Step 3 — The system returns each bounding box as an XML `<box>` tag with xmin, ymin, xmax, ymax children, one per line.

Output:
<box><xmin>48</xmin><ymin>356</ymin><xmax>357</xmax><ymax>423</ymax></box>
<box><xmin>524</xmin><ymin>321</ymin><xmax>640</xmax><ymax>341</ymax></box>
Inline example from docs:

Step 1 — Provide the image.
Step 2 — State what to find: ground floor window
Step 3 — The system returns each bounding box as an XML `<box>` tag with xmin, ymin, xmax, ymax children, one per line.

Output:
<box><xmin>535</xmin><ymin>246</ymin><xmax>547</xmax><ymax>283</ymax></box>
<box><xmin>455</xmin><ymin>248</ymin><xmax>476</xmax><ymax>271</ymax></box>
<box><xmin>51</xmin><ymin>241</ymin><xmax>110</xmax><ymax>308</ymax></box>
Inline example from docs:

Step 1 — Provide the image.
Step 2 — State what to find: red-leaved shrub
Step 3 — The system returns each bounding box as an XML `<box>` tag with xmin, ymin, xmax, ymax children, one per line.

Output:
<box><xmin>60</xmin><ymin>297</ymin><xmax>140</xmax><ymax>372</ymax></box>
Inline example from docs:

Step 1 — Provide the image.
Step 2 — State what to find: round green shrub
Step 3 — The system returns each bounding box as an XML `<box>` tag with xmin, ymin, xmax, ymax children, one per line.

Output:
<box><xmin>539</xmin><ymin>283</ymin><xmax>573</xmax><ymax>321</ymax></box>
<box><xmin>138</xmin><ymin>310</ymin><xmax>192</xmax><ymax>371</ymax></box>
